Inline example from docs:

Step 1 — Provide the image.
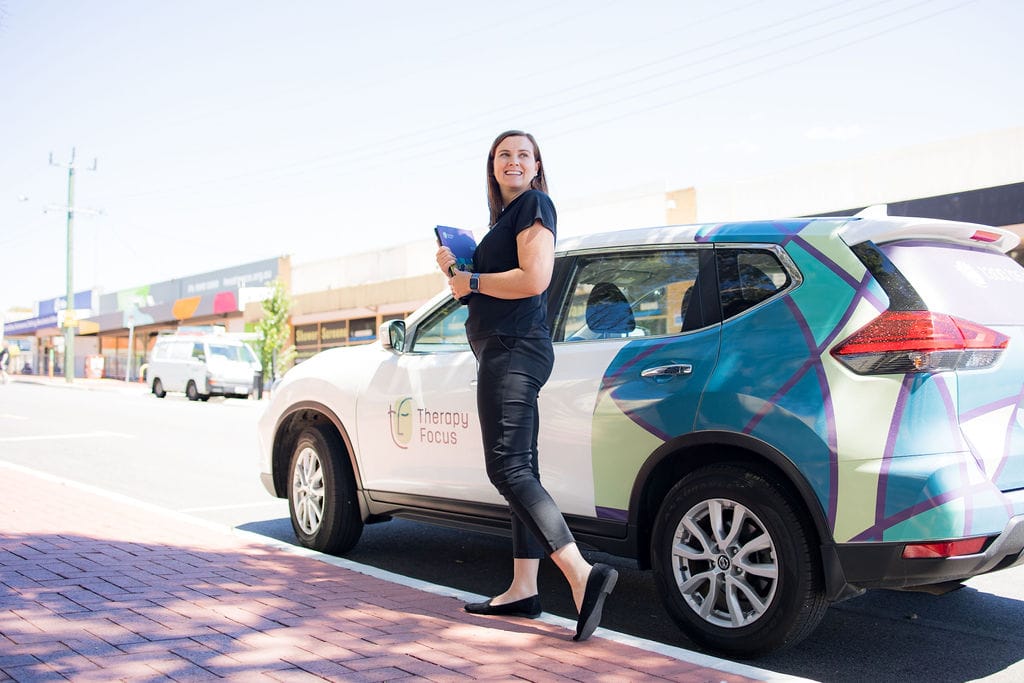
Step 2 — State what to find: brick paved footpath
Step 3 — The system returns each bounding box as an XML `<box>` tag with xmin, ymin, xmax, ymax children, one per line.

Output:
<box><xmin>0</xmin><ymin>463</ymin><xmax>807</xmax><ymax>682</ymax></box>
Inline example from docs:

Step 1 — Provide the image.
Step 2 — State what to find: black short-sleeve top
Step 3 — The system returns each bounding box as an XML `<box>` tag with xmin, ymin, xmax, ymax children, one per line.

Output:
<box><xmin>465</xmin><ymin>189</ymin><xmax>557</xmax><ymax>341</ymax></box>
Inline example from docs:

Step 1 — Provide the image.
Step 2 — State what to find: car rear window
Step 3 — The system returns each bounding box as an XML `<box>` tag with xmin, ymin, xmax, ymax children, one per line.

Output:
<box><xmin>880</xmin><ymin>241</ymin><xmax>1024</xmax><ymax>325</ymax></box>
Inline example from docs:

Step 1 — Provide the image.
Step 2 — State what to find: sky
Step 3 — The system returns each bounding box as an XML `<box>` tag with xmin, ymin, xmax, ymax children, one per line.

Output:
<box><xmin>1</xmin><ymin>0</ymin><xmax>1021</xmax><ymax>316</ymax></box>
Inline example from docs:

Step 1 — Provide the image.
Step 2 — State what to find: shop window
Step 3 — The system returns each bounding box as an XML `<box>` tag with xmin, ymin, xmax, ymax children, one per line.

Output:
<box><xmin>294</xmin><ymin>324</ymin><xmax>320</xmax><ymax>360</ymax></box>
<box><xmin>349</xmin><ymin>317</ymin><xmax>376</xmax><ymax>343</ymax></box>
<box><xmin>295</xmin><ymin>324</ymin><xmax>319</xmax><ymax>348</ymax></box>
<box><xmin>320</xmin><ymin>321</ymin><xmax>348</xmax><ymax>349</ymax></box>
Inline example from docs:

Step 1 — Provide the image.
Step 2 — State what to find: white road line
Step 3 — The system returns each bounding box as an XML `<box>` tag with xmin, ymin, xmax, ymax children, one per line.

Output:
<box><xmin>179</xmin><ymin>501</ymin><xmax>288</xmax><ymax>513</ymax></box>
<box><xmin>0</xmin><ymin>414</ymin><xmax>29</xmax><ymax>420</ymax></box>
<box><xmin>0</xmin><ymin>430</ymin><xmax>135</xmax><ymax>442</ymax></box>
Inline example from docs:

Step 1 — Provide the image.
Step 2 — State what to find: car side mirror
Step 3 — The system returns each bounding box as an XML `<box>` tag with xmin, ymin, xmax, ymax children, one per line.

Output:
<box><xmin>380</xmin><ymin>320</ymin><xmax>406</xmax><ymax>352</ymax></box>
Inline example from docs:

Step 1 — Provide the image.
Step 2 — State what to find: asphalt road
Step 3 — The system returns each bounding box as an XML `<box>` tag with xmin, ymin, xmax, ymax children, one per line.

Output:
<box><xmin>2</xmin><ymin>380</ymin><xmax>1022</xmax><ymax>682</ymax></box>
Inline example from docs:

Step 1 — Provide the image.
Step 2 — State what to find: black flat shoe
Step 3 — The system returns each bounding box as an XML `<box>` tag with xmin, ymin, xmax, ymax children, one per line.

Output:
<box><xmin>573</xmin><ymin>563</ymin><xmax>618</xmax><ymax>641</ymax></box>
<box><xmin>464</xmin><ymin>595</ymin><xmax>542</xmax><ymax>618</ymax></box>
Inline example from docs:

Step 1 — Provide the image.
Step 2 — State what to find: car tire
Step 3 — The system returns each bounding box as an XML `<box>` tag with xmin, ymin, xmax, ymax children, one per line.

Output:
<box><xmin>186</xmin><ymin>381</ymin><xmax>201</xmax><ymax>401</ymax></box>
<box><xmin>651</xmin><ymin>464</ymin><xmax>828</xmax><ymax>658</ymax></box>
<box><xmin>152</xmin><ymin>378</ymin><xmax>166</xmax><ymax>398</ymax></box>
<box><xmin>287</xmin><ymin>425</ymin><xmax>363</xmax><ymax>555</ymax></box>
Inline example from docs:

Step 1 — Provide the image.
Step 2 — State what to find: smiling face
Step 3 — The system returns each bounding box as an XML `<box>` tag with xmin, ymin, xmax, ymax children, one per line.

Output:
<box><xmin>492</xmin><ymin>135</ymin><xmax>540</xmax><ymax>204</ymax></box>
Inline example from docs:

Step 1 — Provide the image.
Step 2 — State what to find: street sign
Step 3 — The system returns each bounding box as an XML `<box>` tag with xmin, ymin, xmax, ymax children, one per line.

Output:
<box><xmin>58</xmin><ymin>310</ymin><xmax>78</xmax><ymax>329</ymax></box>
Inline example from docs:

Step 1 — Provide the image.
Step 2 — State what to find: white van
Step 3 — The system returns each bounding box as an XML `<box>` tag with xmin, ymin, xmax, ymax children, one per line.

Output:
<box><xmin>148</xmin><ymin>332</ymin><xmax>261</xmax><ymax>401</ymax></box>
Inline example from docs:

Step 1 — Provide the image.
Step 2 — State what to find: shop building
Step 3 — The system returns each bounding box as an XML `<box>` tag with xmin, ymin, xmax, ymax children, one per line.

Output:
<box><xmin>4</xmin><ymin>257</ymin><xmax>288</xmax><ymax>380</ymax></box>
<box><xmin>251</xmin><ymin>239</ymin><xmax>446</xmax><ymax>364</ymax></box>
<box><xmin>2</xmin><ymin>290</ymin><xmax>95</xmax><ymax>377</ymax></box>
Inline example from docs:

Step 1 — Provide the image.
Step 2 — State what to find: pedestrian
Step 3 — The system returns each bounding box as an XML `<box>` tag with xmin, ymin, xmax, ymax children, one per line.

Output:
<box><xmin>436</xmin><ymin>130</ymin><xmax>617</xmax><ymax>642</ymax></box>
<box><xmin>0</xmin><ymin>343</ymin><xmax>10</xmax><ymax>384</ymax></box>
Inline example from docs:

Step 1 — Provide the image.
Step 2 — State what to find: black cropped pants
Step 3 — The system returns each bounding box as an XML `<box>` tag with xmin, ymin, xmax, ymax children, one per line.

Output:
<box><xmin>470</xmin><ymin>334</ymin><xmax>574</xmax><ymax>559</ymax></box>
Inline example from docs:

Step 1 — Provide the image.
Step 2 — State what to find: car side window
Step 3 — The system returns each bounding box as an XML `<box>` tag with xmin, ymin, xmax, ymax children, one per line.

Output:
<box><xmin>191</xmin><ymin>343</ymin><xmax>206</xmax><ymax>361</ymax></box>
<box><xmin>410</xmin><ymin>298</ymin><xmax>469</xmax><ymax>353</ymax></box>
<box><xmin>169</xmin><ymin>341</ymin><xmax>192</xmax><ymax>360</ymax></box>
<box><xmin>716</xmin><ymin>248</ymin><xmax>791</xmax><ymax>320</ymax></box>
<box><xmin>555</xmin><ymin>249</ymin><xmax>703</xmax><ymax>342</ymax></box>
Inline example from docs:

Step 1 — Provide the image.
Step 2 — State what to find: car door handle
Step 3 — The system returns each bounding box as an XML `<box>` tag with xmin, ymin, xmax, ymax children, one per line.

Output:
<box><xmin>641</xmin><ymin>364</ymin><xmax>693</xmax><ymax>378</ymax></box>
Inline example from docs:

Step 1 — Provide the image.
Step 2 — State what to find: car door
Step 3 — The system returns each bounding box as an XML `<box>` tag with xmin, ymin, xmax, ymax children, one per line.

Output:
<box><xmin>539</xmin><ymin>246</ymin><xmax>722</xmax><ymax>524</ymax></box>
<box><xmin>165</xmin><ymin>340</ymin><xmax>193</xmax><ymax>392</ymax></box>
<box><xmin>355</xmin><ymin>299</ymin><xmax>499</xmax><ymax>503</ymax></box>
<box><xmin>186</xmin><ymin>341</ymin><xmax>209</xmax><ymax>392</ymax></box>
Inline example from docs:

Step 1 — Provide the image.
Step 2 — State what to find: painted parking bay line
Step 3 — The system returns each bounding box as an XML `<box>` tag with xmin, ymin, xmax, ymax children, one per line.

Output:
<box><xmin>0</xmin><ymin>430</ymin><xmax>135</xmax><ymax>443</ymax></box>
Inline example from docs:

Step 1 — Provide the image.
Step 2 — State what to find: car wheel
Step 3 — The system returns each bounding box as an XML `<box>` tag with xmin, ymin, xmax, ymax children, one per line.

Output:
<box><xmin>152</xmin><ymin>378</ymin><xmax>166</xmax><ymax>398</ymax></box>
<box><xmin>186</xmin><ymin>381</ymin><xmax>200</xmax><ymax>401</ymax></box>
<box><xmin>288</xmin><ymin>425</ymin><xmax>363</xmax><ymax>554</ymax></box>
<box><xmin>651</xmin><ymin>465</ymin><xmax>827</xmax><ymax>658</ymax></box>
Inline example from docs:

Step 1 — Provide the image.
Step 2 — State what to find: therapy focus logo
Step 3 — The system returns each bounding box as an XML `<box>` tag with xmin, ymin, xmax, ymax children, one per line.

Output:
<box><xmin>388</xmin><ymin>397</ymin><xmax>415</xmax><ymax>448</ymax></box>
<box><xmin>388</xmin><ymin>396</ymin><xmax>471</xmax><ymax>449</ymax></box>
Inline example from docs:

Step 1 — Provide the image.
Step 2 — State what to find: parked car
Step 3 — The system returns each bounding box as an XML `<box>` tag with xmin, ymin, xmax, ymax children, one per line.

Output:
<box><xmin>257</xmin><ymin>215</ymin><xmax>1024</xmax><ymax>657</ymax></box>
<box><xmin>149</xmin><ymin>331</ymin><xmax>261</xmax><ymax>401</ymax></box>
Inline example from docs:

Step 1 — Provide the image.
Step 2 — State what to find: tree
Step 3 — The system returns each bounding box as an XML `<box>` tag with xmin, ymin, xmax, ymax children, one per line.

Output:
<box><xmin>253</xmin><ymin>279</ymin><xmax>295</xmax><ymax>381</ymax></box>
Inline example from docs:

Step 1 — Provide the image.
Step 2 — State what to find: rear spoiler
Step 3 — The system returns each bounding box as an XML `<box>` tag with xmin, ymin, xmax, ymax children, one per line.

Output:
<box><xmin>838</xmin><ymin>208</ymin><xmax>1020</xmax><ymax>254</ymax></box>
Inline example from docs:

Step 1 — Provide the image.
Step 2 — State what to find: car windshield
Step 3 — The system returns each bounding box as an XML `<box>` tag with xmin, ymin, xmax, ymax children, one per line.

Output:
<box><xmin>881</xmin><ymin>241</ymin><xmax>1024</xmax><ymax>325</ymax></box>
<box><xmin>208</xmin><ymin>343</ymin><xmax>254</xmax><ymax>362</ymax></box>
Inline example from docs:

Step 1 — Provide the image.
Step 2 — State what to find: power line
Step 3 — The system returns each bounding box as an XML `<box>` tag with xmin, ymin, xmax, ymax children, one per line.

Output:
<box><xmin>139</xmin><ymin>0</ymin><xmax>620</xmax><ymax>148</ymax></box>
<box><xmin>539</xmin><ymin>0</ymin><xmax>981</xmax><ymax>142</ymax></box>
<box><xmin>96</xmin><ymin>0</ymin><xmax>781</xmax><ymax>203</ymax></box>
<box><xmin>225</xmin><ymin>0</ymin><xmax>969</xmax><ymax>183</ymax></box>
<box><xmin>97</xmin><ymin>0</ymin><xmax>977</xmax><ymax>214</ymax></box>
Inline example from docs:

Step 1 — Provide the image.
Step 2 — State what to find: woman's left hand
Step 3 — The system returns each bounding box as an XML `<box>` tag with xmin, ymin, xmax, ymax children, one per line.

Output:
<box><xmin>436</xmin><ymin>246</ymin><xmax>456</xmax><ymax>275</ymax></box>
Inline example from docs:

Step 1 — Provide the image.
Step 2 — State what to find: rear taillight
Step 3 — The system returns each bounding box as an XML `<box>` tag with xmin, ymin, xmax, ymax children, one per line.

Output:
<box><xmin>902</xmin><ymin>537</ymin><xmax>989</xmax><ymax>559</ymax></box>
<box><xmin>831</xmin><ymin>310</ymin><xmax>1008</xmax><ymax>375</ymax></box>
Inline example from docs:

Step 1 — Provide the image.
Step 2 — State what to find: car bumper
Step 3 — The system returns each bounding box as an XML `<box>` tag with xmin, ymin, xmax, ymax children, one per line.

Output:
<box><xmin>208</xmin><ymin>379</ymin><xmax>254</xmax><ymax>396</ymax></box>
<box><xmin>831</xmin><ymin>513</ymin><xmax>1024</xmax><ymax>592</ymax></box>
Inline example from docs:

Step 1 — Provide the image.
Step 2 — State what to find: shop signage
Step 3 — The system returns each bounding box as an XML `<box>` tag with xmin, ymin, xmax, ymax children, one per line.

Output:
<box><xmin>320</xmin><ymin>321</ymin><xmax>348</xmax><ymax>348</ymax></box>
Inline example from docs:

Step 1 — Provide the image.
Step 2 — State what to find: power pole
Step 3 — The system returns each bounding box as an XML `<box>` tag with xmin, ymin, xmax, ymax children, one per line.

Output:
<box><xmin>49</xmin><ymin>148</ymin><xmax>98</xmax><ymax>383</ymax></box>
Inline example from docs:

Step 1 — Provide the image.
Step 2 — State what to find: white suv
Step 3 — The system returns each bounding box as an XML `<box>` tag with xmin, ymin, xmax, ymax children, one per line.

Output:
<box><xmin>149</xmin><ymin>332</ymin><xmax>261</xmax><ymax>401</ymax></box>
<box><xmin>257</xmin><ymin>215</ymin><xmax>1024</xmax><ymax>656</ymax></box>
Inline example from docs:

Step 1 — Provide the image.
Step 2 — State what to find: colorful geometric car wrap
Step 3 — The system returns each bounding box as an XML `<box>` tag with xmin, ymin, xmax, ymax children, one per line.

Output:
<box><xmin>591</xmin><ymin>218</ymin><xmax>1024</xmax><ymax>544</ymax></box>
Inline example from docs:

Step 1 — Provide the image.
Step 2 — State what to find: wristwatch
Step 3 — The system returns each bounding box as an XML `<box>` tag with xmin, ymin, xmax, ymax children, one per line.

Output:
<box><xmin>469</xmin><ymin>273</ymin><xmax>480</xmax><ymax>293</ymax></box>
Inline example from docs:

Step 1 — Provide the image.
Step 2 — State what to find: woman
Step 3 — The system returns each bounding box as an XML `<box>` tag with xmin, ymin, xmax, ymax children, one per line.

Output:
<box><xmin>436</xmin><ymin>130</ymin><xmax>617</xmax><ymax>642</ymax></box>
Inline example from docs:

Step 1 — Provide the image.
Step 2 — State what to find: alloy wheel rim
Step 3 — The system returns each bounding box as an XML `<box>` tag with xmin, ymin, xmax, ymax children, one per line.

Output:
<box><xmin>671</xmin><ymin>497</ymin><xmax>778</xmax><ymax>628</ymax></box>
<box><xmin>292</xmin><ymin>446</ymin><xmax>325</xmax><ymax>534</ymax></box>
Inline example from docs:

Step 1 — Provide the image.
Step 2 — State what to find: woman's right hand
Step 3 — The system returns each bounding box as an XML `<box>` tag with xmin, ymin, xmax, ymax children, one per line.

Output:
<box><xmin>436</xmin><ymin>246</ymin><xmax>455</xmax><ymax>276</ymax></box>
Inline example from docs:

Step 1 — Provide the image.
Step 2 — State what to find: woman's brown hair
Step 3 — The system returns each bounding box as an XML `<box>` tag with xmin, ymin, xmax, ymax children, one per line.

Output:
<box><xmin>486</xmin><ymin>130</ymin><xmax>548</xmax><ymax>226</ymax></box>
